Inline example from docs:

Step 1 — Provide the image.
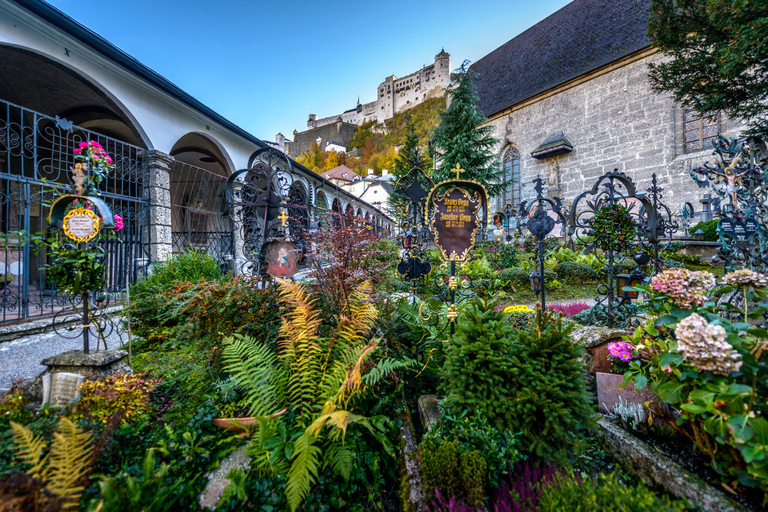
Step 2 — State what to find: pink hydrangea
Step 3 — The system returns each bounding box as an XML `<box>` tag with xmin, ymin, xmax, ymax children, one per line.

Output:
<box><xmin>650</xmin><ymin>269</ymin><xmax>715</xmax><ymax>308</ymax></box>
<box><xmin>113</xmin><ymin>214</ymin><xmax>124</xmax><ymax>232</ymax></box>
<box><xmin>675</xmin><ymin>313</ymin><xmax>742</xmax><ymax>375</ymax></box>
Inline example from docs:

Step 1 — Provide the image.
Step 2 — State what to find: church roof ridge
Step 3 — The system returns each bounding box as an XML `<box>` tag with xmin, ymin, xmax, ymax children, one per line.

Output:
<box><xmin>471</xmin><ymin>0</ymin><xmax>652</xmax><ymax>118</ymax></box>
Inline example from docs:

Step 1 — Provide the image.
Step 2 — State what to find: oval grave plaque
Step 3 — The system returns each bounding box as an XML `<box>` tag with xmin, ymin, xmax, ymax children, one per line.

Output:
<box><xmin>430</xmin><ymin>187</ymin><xmax>481</xmax><ymax>261</ymax></box>
<box><xmin>62</xmin><ymin>207</ymin><xmax>101</xmax><ymax>243</ymax></box>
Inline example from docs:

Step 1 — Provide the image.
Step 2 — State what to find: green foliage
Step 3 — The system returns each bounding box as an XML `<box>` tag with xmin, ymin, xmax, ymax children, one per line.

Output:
<box><xmin>128</xmin><ymin>250</ymin><xmax>223</xmax><ymax>336</ymax></box>
<box><xmin>46</xmin><ymin>244</ymin><xmax>107</xmax><ymax>296</ymax></box>
<box><xmin>423</xmin><ymin>407</ymin><xmax>522</xmax><ymax>491</ymax></box>
<box><xmin>441</xmin><ymin>299</ymin><xmax>516</xmax><ymax>426</ymax></box>
<box><xmin>496</xmin><ymin>267</ymin><xmax>557</xmax><ymax>289</ymax></box>
<box><xmin>507</xmin><ymin>310</ymin><xmax>596</xmax><ymax>463</ymax></box>
<box><xmin>431</xmin><ymin>61</ymin><xmax>505</xmax><ymax>196</ymax></box>
<box><xmin>392</xmin><ymin>115</ymin><xmax>433</xmax><ymax>180</ymax></box>
<box><xmin>689</xmin><ymin>219</ymin><xmax>719</xmax><ymax>241</ymax></box>
<box><xmin>624</xmin><ymin>277</ymin><xmax>768</xmax><ymax>499</ymax></box>
<box><xmin>419</xmin><ymin>439</ymin><xmax>487</xmax><ymax>508</ymax></box>
<box><xmin>93</xmin><ymin>448</ymin><xmax>195</xmax><ymax>512</ymax></box>
<box><xmin>555</xmin><ymin>261</ymin><xmax>602</xmax><ymax>283</ymax></box>
<box><xmin>647</xmin><ymin>0</ymin><xmax>768</xmax><ymax>139</ymax></box>
<box><xmin>225</xmin><ymin>281</ymin><xmax>412</xmax><ymax>510</ymax></box>
<box><xmin>538</xmin><ymin>472</ymin><xmax>689</xmax><ymax>511</ymax></box>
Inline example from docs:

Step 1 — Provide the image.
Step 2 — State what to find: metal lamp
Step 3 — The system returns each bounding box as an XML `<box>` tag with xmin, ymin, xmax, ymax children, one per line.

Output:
<box><xmin>529</xmin><ymin>269</ymin><xmax>542</xmax><ymax>293</ymax></box>
<box><xmin>694</xmin><ymin>228</ymin><xmax>705</xmax><ymax>241</ymax></box>
<box><xmin>617</xmin><ymin>268</ymin><xmax>644</xmax><ymax>299</ymax></box>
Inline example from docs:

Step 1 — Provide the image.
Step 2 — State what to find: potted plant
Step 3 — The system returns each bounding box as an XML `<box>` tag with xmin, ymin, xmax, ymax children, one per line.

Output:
<box><xmin>596</xmin><ymin>340</ymin><xmax>658</xmax><ymax>417</ymax></box>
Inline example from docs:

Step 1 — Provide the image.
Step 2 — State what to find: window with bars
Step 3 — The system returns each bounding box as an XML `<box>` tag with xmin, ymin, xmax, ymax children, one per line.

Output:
<box><xmin>684</xmin><ymin>109</ymin><xmax>720</xmax><ymax>154</ymax></box>
<box><xmin>503</xmin><ymin>147</ymin><xmax>521</xmax><ymax>206</ymax></box>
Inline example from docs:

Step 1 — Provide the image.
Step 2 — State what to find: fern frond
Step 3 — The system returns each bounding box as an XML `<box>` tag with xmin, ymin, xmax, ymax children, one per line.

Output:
<box><xmin>333</xmin><ymin>281</ymin><xmax>377</xmax><ymax>353</ymax></box>
<box><xmin>323</xmin><ymin>443</ymin><xmax>353</xmax><ymax>481</ymax></box>
<box><xmin>277</xmin><ymin>281</ymin><xmax>323</xmax><ymax>423</ymax></box>
<box><xmin>46</xmin><ymin>417</ymin><xmax>93</xmax><ymax>510</ymax></box>
<box><xmin>222</xmin><ymin>334</ymin><xmax>283</xmax><ymax>417</ymax></box>
<box><xmin>286</xmin><ymin>431</ymin><xmax>321</xmax><ymax>512</ymax></box>
<box><xmin>362</xmin><ymin>357</ymin><xmax>419</xmax><ymax>387</ymax></box>
<box><xmin>10</xmin><ymin>421</ymin><xmax>47</xmax><ymax>479</ymax></box>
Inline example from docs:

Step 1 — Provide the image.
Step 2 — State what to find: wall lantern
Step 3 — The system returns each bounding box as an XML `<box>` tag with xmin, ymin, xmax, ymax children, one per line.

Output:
<box><xmin>617</xmin><ymin>268</ymin><xmax>645</xmax><ymax>300</ymax></box>
<box><xmin>529</xmin><ymin>269</ymin><xmax>542</xmax><ymax>293</ymax></box>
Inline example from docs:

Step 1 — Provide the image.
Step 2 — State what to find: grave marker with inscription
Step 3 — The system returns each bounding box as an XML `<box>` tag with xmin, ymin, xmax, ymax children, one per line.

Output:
<box><xmin>430</xmin><ymin>187</ymin><xmax>481</xmax><ymax>261</ymax></box>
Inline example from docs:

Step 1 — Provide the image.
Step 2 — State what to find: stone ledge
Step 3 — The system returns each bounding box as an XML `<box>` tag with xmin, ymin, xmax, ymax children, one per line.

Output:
<box><xmin>418</xmin><ymin>394</ymin><xmax>440</xmax><ymax>432</ymax></box>
<box><xmin>41</xmin><ymin>349</ymin><xmax>128</xmax><ymax>367</ymax></box>
<box><xmin>595</xmin><ymin>418</ymin><xmax>747</xmax><ymax>512</ymax></box>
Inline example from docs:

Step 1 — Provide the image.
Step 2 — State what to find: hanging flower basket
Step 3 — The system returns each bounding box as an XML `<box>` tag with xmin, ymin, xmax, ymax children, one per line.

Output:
<box><xmin>592</xmin><ymin>204</ymin><xmax>636</xmax><ymax>253</ymax></box>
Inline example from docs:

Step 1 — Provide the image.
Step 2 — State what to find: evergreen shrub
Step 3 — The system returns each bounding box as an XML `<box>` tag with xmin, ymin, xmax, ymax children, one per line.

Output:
<box><xmin>538</xmin><ymin>472</ymin><xmax>689</xmax><ymax>511</ymax></box>
<box><xmin>555</xmin><ymin>261</ymin><xmax>601</xmax><ymax>283</ymax></box>
<box><xmin>419</xmin><ymin>439</ymin><xmax>487</xmax><ymax>509</ymax></box>
<box><xmin>505</xmin><ymin>310</ymin><xmax>595</xmax><ymax>464</ymax></box>
<box><xmin>689</xmin><ymin>219</ymin><xmax>718</xmax><ymax>241</ymax></box>
<box><xmin>496</xmin><ymin>267</ymin><xmax>556</xmax><ymax>290</ymax></box>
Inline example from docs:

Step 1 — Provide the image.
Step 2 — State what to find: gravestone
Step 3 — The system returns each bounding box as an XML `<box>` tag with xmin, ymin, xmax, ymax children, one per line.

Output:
<box><xmin>430</xmin><ymin>187</ymin><xmax>481</xmax><ymax>261</ymax></box>
<box><xmin>42</xmin><ymin>372</ymin><xmax>86</xmax><ymax>406</ymax></box>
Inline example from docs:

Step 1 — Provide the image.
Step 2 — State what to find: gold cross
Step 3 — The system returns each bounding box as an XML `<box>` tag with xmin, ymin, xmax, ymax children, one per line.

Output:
<box><xmin>451</xmin><ymin>163</ymin><xmax>465</xmax><ymax>181</ymax></box>
<box><xmin>278</xmin><ymin>210</ymin><xmax>289</xmax><ymax>226</ymax></box>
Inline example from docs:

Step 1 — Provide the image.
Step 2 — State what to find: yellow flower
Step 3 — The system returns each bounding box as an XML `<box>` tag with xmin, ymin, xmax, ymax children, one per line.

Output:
<box><xmin>503</xmin><ymin>305</ymin><xmax>534</xmax><ymax>314</ymax></box>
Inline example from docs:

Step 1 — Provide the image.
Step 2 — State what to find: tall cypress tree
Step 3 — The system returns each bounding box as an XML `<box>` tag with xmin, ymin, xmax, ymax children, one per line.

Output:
<box><xmin>431</xmin><ymin>61</ymin><xmax>505</xmax><ymax>196</ymax></box>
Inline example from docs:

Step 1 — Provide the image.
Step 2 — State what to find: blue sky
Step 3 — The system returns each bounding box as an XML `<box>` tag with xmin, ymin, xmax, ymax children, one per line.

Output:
<box><xmin>46</xmin><ymin>0</ymin><xmax>573</xmax><ymax>142</ymax></box>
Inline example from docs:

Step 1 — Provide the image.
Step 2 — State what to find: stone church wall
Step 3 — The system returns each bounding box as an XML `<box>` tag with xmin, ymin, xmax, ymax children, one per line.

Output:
<box><xmin>486</xmin><ymin>52</ymin><xmax>747</xmax><ymax>220</ymax></box>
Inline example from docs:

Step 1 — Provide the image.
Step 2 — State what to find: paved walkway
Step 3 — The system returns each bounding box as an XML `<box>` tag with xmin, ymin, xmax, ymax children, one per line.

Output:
<box><xmin>0</xmin><ymin>327</ymin><xmax>125</xmax><ymax>392</ymax></box>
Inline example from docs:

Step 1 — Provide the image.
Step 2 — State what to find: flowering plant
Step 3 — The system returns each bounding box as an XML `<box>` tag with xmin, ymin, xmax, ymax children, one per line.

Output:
<box><xmin>591</xmin><ymin>203</ymin><xmax>636</xmax><ymax>252</ymax></box>
<box><xmin>620</xmin><ymin>270</ymin><xmax>768</xmax><ymax>501</ymax></box>
<box><xmin>72</xmin><ymin>140</ymin><xmax>113</xmax><ymax>193</ymax></box>
<box><xmin>503</xmin><ymin>305</ymin><xmax>534</xmax><ymax>314</ymax></box>
<box><xmin>606</xmin><ymin>341</ymin><xmax>639</xmax><ymax>371</ymax></box>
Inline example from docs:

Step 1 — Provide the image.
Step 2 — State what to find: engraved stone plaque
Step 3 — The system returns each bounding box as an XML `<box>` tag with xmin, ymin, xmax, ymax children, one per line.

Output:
<box><xmin>42</xmin><ymin>372</ymin><xmax>86</xmax><ymax>406</ymax></box>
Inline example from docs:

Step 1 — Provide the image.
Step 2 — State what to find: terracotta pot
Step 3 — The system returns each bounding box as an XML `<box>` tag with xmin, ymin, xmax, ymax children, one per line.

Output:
<box><xmin>211</xmin><ymin>408</ymin><xmax>287</xmax><ymax>434</ymax></box>
<box><xmin>211</xmin><ymin>417</ymin><xmax>259</xmax><ymax>434</ymax></box>
<box><xmin>596</xmin><ymin>371</ymin><xmax>659</xmax><ymax>416</ymax></box>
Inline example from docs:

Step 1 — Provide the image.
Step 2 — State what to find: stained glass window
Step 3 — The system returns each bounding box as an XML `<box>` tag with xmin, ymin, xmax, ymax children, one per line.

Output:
<box><xmin>684</xmin><ymin>109</ymin><xmax>720</xmax><ymax>154</ymax></box>
<box><xmin>503</xmin><ymin>147</ymin><xmax>521</xmax><ymax>207</ymax></box>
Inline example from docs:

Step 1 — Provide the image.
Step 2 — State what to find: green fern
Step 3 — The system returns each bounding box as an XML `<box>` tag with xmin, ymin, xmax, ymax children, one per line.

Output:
<box><xmin>222</xmin><ymin>334</ymin><xmax>283</xmax><ymax>417</ymax></box>
<box><xmin>286</xmin><ymin>431</ymin><xmax>321</xmax><ymax>512</ymax></box>
<box><xmin>323</xmin><ymin>443</ymin><xmax>353</xmax><ymax>481</ymax></box>
<box><xmin>362</xmin><ymin>358</ymin><xmax>418</xmax><ymax>387</ymax></box>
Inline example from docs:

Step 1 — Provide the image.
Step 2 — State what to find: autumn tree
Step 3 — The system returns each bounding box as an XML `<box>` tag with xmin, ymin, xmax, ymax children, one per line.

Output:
<box><xmin>648</xmin><ymin>0</ymin><xmax>768</xmax><ymax>139</ymax></box>
<box><xmin>296</xmin><ymin>142</ymin><xmax>326</xmax><ymax>173</ymax></box>
<box><xmin>325</xmin><ymin>149</ymin><xmax>340</xmax><ymax>170</ymax></box>
<box><xmin>393</xmin><ymin>115</ymin><xmax>433</xmax><ymax>180</ymax></box>
<box><xmin>431</xmin><ymin>61</ymin><xmax>505</xmax><ymax>196</ymax></box>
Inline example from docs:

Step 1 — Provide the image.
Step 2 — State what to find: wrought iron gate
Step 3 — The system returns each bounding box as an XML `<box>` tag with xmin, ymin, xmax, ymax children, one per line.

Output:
<box><xmin>0</xmin><ymin>99</ymin><xmax>149</xmax><ymax>323</ymax></box>
<box><xmin>169</xmin><ymin>160</ymin><xmax>233</xmax><ymax>264</ymax></box>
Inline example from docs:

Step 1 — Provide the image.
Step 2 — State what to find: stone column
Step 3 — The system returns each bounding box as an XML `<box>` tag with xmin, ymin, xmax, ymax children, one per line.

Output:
<box><xmin>146</xmin><ymin>151</ymin><xmax>174</xmax><ymax>263</ymax></box>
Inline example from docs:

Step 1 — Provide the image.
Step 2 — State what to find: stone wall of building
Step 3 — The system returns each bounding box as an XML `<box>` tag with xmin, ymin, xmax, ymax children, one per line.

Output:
<box><xmin>289</xmin><ymin>121</ymin><xmax>358</xmax><ymax>158</ymax></box>
<box><xmin>486</xmin><ymin>52</ymin><xmax>747</xmax><ymax>220</ymax></box>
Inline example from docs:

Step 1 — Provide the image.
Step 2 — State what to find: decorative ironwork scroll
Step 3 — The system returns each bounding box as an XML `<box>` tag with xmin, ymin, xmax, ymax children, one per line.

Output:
<box><xmin>527</xmin><ymin>177</ymin><xmax>567</xmax><ymax>311</ymax></box>
<box><xmin>690</xmin><ymin>136</ymin><xmax>768</xmax><ymax>272</ymax></box>
<box><xmin>394</xmin><ymin>167</ymin><xmax>433</xmax><ymax>290</ymax></box>
<box><xmin>636</xmin><ymin>174</ymin><xmax>678</xmax><ymax>275</ymax></box>
<box><xmin>223</xmin><ymin>148</ymin><xmax>304</xmax><ymax>276</ymax></box>
<box><xmin>417</xmin><ymin>164</ymin><xmax>487</xmax><ymax>356</ymax></box>
<box><xmin>568</xmin><ymin>170</ymin><xmax>656</xmax><ymax>327</ymax></box>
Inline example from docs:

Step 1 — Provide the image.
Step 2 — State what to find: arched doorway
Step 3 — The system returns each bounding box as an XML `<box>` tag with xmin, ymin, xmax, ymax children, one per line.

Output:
<box><xmin>169</xmin><ymin>133</ymin><xmax>234</xmax><ymax>265</ymax></box>
<box><xmin>0</xmin><ymin>44</ymin><xmax>150</xmax><ymax>322</ymax></box>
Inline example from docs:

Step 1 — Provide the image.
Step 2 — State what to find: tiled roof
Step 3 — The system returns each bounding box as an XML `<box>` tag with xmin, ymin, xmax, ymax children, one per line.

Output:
<box><xmin>471</xmin><ymin>0</ymin><xmax>652</xmax><ymax>118</ymax></box>
<box><xmin>323</xmin><ymin>165</ymin><xmax>360</xmax><ymax>182</ymax></box>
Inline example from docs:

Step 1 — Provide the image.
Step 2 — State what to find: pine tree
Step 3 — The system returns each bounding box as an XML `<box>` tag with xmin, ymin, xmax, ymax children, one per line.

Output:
<box><xmin>431</xmin><ymin>61</ymin><xmax>505</xmax><ymax>196</ymax></box>
<box><xmin>393</xmin><ymin>115</ymin><xmax>432</xmax><ymax>180</ymax></box>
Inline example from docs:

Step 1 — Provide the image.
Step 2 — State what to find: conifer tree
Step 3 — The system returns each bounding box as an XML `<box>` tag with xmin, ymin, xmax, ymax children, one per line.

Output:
<box><xmin>431</xmin><ymin>61</ymin><xmax>505</xmax><ymax>196</ymax></box>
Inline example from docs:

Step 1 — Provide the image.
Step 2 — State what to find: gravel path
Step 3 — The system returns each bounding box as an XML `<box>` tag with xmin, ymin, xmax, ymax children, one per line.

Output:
<box><xmin>0</xmin><ymin>327</ymin><xmax>125</xmax><ymax>392</ymax></box>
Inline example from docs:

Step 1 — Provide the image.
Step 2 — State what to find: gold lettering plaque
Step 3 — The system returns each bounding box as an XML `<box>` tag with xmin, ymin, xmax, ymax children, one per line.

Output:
<box><xmin>430</xmin><ymin>187</ymin><xmax>481</xmax><ymax>261</ymax></box>
<box><xmin>63</xmin><ymin>207</ymin><xmax>100</xmax><ymax>243</ymax></box>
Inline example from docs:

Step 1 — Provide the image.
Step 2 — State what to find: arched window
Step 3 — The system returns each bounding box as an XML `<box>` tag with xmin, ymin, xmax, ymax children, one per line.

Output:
<box><xmin>502</xmin><ymin>147</ymin><xmax>521</xmax><ymax>207</ymax></box>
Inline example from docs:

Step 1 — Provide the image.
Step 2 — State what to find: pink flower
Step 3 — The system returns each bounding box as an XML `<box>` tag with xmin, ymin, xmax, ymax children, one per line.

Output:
<box><xmin>105</xmin><ymin>156</ymin><xmax>113</xmax><ymax>164</ymax></box>
<box><xmin>113</xmin><ymin>214</ymin><xmax>124</xmax><ymax>232</ymax></box>
<box><xmin>72</xmin><ymin>148</ymin><xmax>83</xmax><ymax>154</ymax></box>
<box><xmin>78</xmin><ymin>142</ymin><xmax>89</xmax><ymax>148</ymax></box>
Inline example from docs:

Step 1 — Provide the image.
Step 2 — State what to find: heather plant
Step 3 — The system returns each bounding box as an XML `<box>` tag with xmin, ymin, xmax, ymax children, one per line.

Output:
<box><xmin>492</xmin><ymin>460</ymin><xmax>562</xmax><ymax>512</ymax></box>
<box><xmin>623</xmin><ymin>271</ymin><xmax>768</xmax><ymax>502</ymax></box>
<box><xmin>547</xmin><ymin>302</ymin><xmax>590</xmax><ymax>318</ymax></box>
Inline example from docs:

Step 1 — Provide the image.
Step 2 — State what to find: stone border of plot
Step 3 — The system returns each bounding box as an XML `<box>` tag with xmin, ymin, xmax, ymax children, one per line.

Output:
<box><xmin>0</xmin><ymin>305</ymin><xmax>123</xmax><ymax>343</ymax></box>
<box><xmin>595</xmin><ymin>418</ymin><xmax>748</xmax><ymax>512</ymax></box>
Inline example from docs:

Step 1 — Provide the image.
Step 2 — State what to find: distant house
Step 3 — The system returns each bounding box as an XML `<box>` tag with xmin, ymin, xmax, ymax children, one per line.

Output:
<box><xmin>325</xmin><ymin>141</ymin><xmax>346</xmax><ymax>154</ymax></box>
<box><xmin>342</xmin><ymin>170</ymin><xmax>393</xmax><ymax>214</ymax></box>
<box><xmin>322</xmin><ymin>165</ymin><xmax>361</xmax><ymax>186</ymax></box>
